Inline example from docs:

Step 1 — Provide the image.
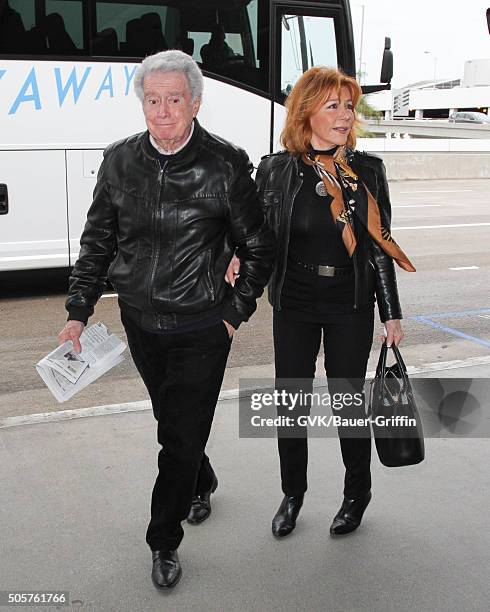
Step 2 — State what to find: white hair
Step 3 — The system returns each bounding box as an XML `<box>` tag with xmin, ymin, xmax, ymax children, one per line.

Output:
<box><xmin>133</xmin><ymin>49</ymin><xmax>204</xmax><ymax>102</ymax></box>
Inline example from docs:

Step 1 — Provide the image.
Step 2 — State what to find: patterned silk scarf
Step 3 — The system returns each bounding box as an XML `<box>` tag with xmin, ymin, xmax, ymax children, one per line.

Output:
<box><xmin>302</xmin><ymin>146</ymin><xmax>416</xmax><ymax>272</ymax></box>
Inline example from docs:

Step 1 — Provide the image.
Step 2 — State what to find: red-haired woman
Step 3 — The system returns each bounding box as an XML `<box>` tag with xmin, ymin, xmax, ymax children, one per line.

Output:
<box><xmin>255</xmin><ymin>67</ymin><xmax>415</xmax><ymax>538</ymax></box>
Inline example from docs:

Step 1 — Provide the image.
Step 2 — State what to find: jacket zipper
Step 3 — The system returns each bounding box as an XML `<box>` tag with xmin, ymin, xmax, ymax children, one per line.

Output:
<box><xmin>276</xmin><ymin>160</ymin><xmax>303</xmax><ymax>310</ymax></box>
<box><xmin>147</xmin><ymin>162</ymin><xmax>166</xmax><ymax>309</ymax></box>
<box><xmin>205</xmin><ymin>249</ymin><xmax>215</xmax><ymax>301</ymax></box>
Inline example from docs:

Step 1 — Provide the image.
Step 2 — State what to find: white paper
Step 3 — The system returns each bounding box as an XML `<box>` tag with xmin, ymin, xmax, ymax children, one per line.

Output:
<box><xmin>36</xmin><ymin>322</ymin><xmax>126</xmax><ymax>403</ymax></box>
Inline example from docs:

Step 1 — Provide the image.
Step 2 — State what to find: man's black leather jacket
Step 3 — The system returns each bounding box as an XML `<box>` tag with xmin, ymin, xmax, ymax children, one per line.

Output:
<box><xmin>255</xmin><ymin>148</ymin><xmax>402</xmax><ymax>322</ymax></box>
<box><xmin>66</xmin><ymin>120</ymin><xmax>275</xmax><ymax>330</ymax></box>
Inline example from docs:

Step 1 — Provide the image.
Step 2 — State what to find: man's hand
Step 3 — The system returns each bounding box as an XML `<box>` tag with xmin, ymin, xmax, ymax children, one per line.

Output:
<box><xmin>224</xmin><ymin>255</ymin><xmax>240</xmax><ymax>286</ymax></box>
<box><xmin>58</xmin><ymin>320</ymin><xmax>85</xmax><ymax>353</ymax></box>
<box><xmin>223</xmin><ymin>320</ymin><xmax>235</xmax><ymax>339</ymax></box>
<box><xmin>381</xmin><ymin>319</ymin><xmax>404</xmax><ymax>347</ymax></box>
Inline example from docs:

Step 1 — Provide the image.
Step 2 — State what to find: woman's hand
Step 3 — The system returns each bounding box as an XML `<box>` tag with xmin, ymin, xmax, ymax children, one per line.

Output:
<box><xmin>382</xmin><ymin>319</ymin><xmax>404</xmax><ymax>347</ymax></box>
<box><xmin>224</xmin><ymin>255</ymin><xmax>240</xmax><ymax>286</ymax></box>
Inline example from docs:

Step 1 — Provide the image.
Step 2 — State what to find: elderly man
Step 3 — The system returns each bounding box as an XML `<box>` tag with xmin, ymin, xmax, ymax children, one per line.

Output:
<box><xmin>58</xmin><ymin>50</ymin><xmax>274</xmax><ymax>589</ymax></box>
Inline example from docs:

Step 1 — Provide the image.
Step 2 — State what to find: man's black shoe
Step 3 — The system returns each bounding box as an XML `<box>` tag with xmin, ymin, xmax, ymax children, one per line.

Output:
<box><xmin>187</xmin><ymin>474</ymin><xmax>218</xmax><ymax>524</ymax></box>
<box><xmin>271</xmin><ymin>494</ymin><xmax>304</xmax><ymax>537</ymax></box>
<box><xmin>151</xmin><ymin>550</ymin><xmax>182</xmax><ymax>589</ymax></box>
<box><xmin>329</xmin><ymin>491</ymin><xmax>372</xmax><ymax>536</ymax></box>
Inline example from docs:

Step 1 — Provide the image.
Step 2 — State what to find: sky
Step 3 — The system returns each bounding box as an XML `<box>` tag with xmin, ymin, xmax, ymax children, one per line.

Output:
<box><xmin>350</xmin><ymin>0</ymin><xmax>490</xmax><ymax>87</ymax></box>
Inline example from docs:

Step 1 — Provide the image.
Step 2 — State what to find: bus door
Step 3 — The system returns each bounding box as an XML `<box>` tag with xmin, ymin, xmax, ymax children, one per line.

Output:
<box><xmin>270</xmin><ymin>0</ymin><xmax>355</xmax><ymax>152</ymax></box>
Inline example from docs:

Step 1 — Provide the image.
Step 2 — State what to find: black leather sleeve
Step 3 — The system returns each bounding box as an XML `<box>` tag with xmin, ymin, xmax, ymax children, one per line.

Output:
<box><xmin>221</xmin><ymin>151</ymin><xmax>276</xmax><ymax>328</ymax></box>
<box><xmin>65</xmin><ymin>151</ymin><xmax>117</xmax><ymax>323</ymax></box>
<box><xmin>254</xmin><ymin>159</ymin><xmax>269</xmax><ymax>196</ymax></box>
<box><xmin>371</xmin><ymin>160</ymin><xmax>403</xmax><ymax>322</ymax></box>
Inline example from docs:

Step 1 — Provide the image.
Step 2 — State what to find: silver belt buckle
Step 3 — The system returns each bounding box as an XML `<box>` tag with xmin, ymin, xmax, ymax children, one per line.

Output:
<box><xmin>318</xmin><ymin>265</ymin><xmax>335</xmax><ymax>277</ymax></box>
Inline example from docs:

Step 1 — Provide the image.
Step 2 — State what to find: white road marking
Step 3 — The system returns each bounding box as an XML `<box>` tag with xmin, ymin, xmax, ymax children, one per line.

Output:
<box><xmin>393</xmin><ymin>222</ymin><xmax>490</xmax><ymax>230</ymax></box>
<box><xmin>100</xmin><ymin>293</ymin><xmax>118</xmax><ymax>299</ymax></box>
<box><xmin>399</xmin><ymin>190</ymin><xmax>473</xmax><ymax>194</ymax></box>
<box><xmin>449</xmin><ymin>266</ymin><xmax>479</xmax><ymax>271</ymax></box>
<box><xmin>392</xmin><ymin>204</ymin><xmax>442</xmax><ymax>208</ymax></box>
<box><xmin>3</xmin><ymin>356</ymin><xmax>490</xmax><ymax>429</ymax></box>
<box><xmin>478</xmin><ymin>314</ymin><xmax>490</xmax><ymax>319</ymax></box>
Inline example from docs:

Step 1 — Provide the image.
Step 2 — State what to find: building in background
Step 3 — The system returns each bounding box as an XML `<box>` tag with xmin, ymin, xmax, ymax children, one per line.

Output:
<box><xmin>367</xmin><ymin>59</ymin><xmax>490</xmax><ymax>119</ymax></box>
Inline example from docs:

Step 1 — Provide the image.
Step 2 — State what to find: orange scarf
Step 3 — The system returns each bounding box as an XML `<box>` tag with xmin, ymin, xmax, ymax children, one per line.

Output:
<box><xmin>302</xmin><ymin>147</ymin><xmax>415</xmax><ymax>272</ymax></box>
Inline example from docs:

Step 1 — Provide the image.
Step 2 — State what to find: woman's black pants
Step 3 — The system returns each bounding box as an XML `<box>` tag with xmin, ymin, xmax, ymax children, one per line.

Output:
<box><xmin>122</xmin><ymin>313</ymin><xmax>231</xmax><ymax>552</ymax></box>
<box><xmin>273</xmin><ymin>308</ymin><xmax>374</xmax><ymax>499</ymax></box>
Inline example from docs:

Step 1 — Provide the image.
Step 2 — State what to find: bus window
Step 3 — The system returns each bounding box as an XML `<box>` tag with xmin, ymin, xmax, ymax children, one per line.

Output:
<box><xmin>0</xmin><ymin>1</ymin><xmax>29</xmax><ymax>53</ymax></box>
<box><xmin>46</xmin><ymin>1</ymin><xmax>84</xmax><ymax>50</ymax></box>
<box><xmin>184</xmin><ymin>0</ymin><xmax>266</xmax><ymax>92</ymax></box>
<box><xmin>281</xmin><ymin>14</ymin><xmax>338</xmax><ymax>96</ymax></box>
<box><xmin>94</xmin><ymin>2</ymin><xmax>171</xmax><ymax>56</ymax></box>
<box><xmin>199</xmin><ymin>25</ymin><xmax>243</xmax><ymax>63</ymax></box>
<box><xmin>91</xmin><ymin>0</ymin><xmax>268</xmax><ymax>93</ymax></box>
<box><xmin>1</xmin><ymin>0</ymin><xmax>84</xmax><ymax>55</ymax></box>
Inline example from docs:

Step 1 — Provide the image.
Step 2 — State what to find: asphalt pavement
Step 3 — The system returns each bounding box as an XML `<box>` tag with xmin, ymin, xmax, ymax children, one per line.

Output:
<box><xmin>2</xmin><ymin>179</ymin><xmax>490</xmax><ymax>418</ymax></box>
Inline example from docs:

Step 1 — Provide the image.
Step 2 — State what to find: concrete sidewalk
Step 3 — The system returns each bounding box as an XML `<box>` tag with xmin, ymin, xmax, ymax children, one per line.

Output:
<box><xmin>1</xmin><ymin>373</ymin><xmax>490</xmax><ymax>612</ymax></box>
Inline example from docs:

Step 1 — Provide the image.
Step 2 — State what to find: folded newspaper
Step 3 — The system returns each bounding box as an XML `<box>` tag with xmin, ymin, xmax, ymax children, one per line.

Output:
<box><xmin>36</xmin><ymin>322</ymin><xmax>127</xmax><ymax>403</ymax></box>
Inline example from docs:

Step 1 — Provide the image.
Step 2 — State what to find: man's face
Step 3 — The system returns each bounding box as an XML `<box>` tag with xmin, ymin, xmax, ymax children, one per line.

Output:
<box><xmin>142</xmin><ymin>70</ymin><xmax>200</xmax><ymax>150</ymax></box>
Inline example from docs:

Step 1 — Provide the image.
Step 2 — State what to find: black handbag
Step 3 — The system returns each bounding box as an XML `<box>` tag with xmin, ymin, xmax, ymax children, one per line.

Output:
<box><xmin>368</xmin><ymin>342</ymin><xmax>425</xmax><ymax>467</ymax></box>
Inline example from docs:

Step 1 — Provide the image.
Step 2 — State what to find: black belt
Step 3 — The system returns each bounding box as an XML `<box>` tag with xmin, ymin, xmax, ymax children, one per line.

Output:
<box><xmin>290</xmin><ymin>256</ymin><xmax>353</xmax><ymax>277</ymax></box>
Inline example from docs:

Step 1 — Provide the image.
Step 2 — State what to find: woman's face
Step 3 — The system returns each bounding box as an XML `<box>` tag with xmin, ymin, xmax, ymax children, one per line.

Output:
<box><xmin>309</xmin><ymin>86</ymin><xmax>354</xmax><ymax>150</ymax></box>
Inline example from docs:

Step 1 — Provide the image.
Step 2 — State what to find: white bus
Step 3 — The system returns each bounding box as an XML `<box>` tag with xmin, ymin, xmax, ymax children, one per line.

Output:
<box><xmin>0</xmin><ymin>0</ymin><xmax>391</xmax><ymax>271</ymax></box>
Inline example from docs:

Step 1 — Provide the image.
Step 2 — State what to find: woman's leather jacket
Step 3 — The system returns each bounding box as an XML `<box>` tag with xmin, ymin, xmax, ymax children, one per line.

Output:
<box><xmin>256</xmin><ymin>148</ymin><xmax>402</xmax><ymax>322</ymax></box>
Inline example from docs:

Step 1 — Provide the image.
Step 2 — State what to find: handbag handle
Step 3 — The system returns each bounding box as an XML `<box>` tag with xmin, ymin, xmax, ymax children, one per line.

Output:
<box><xmin>375</xmin><ymin>342</ymin><xmax>409</xmax><ymax>387</ymax></box>
<box><xmin>375</xmin><ymin>341</ymin><xmax>388</xmax><ymax>378</ymax></box>
<box><xmin>391</xmin><ymin>344</ymin><xmax>407</xmax><ymax>374</ymax></box>
<box><xmin>391</xmin><ymin>344</ymin><xmax>410</xmax><ymax>389</ymax></box>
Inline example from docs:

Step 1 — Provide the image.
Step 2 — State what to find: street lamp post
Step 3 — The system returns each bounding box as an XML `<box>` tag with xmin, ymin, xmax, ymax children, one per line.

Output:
<box><xmin>358</xmin><ymin>4</ymin><xmax>365</xmax><ymax>83</ymax></box>
<box><xmin>424</xmin><ymin>51</ymin><xmax>437</xmax><ymax>88</ymax></box>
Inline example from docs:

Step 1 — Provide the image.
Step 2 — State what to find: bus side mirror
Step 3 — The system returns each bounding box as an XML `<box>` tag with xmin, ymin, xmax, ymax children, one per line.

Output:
<box><xmin>361</xmin><ymin>37</ymin><xmax>393</xmax><ymax>94</ymax></box>
<box><xmin>380</xmin><ymin>37</ymin><xmax>393</xmax><ymax>84</ymax></box>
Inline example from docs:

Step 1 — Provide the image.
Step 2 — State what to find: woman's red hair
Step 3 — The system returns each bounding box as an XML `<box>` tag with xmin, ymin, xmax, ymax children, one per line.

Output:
<box><xmin>280</xmin><ymin>66</ymin><xmax>362</xmax><ymax>154</ymax></box>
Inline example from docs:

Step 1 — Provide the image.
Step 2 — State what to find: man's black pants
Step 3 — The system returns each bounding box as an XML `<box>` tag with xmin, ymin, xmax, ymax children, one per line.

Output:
<box><xmin>273</xmin><ymin>309</ymin><xmax>374</xmax><ymax>499</ymax></box>
<box><xmin>122</xmin><ymin>313</ymin><xmax>231</xmax><ymax>552</ymax></box>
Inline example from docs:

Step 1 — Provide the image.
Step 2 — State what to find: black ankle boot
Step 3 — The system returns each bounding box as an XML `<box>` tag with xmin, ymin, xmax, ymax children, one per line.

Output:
<box><xmin>330</xmin><ymin>491</ymin><xmax>372</xmax><ymax>535</ymax></box>
<box><xmin>272</xmin><ymin>494</ymin><xmax>304</xmax><ymax>537</ymax></box>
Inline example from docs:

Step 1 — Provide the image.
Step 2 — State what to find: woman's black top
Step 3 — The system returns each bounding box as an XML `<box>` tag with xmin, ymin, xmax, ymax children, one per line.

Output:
<box><xmin>281</xmin><ymin>147</ymin><xmax>374</xmax><ymax>321</ymax></box>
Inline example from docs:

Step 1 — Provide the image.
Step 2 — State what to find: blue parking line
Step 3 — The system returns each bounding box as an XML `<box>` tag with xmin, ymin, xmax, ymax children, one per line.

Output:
<box><xmin>411</xmin><ymin>315</ymin><xmax>490</xmax><ymax>349</ymax></box>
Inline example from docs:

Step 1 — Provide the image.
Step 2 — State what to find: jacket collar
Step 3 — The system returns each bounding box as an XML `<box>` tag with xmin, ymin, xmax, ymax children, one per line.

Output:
<box><xmin>140</xmin><ymin>118</ymin><xmax>203</xmax><ymax>166</ymax></box>
<box><xmin>149</xmin><ymin>121</ymin><xmax>195</xmax><ymax>155</ymax></box>
<box><xmin>292</xmin><ymin>146</ymin><xmax>356</xmax><ymax>165</ymax></box>
<box><xmin>345</xmin><ymin>146</ymin><xmax>355</xmax><ymax>164</ymax></box>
